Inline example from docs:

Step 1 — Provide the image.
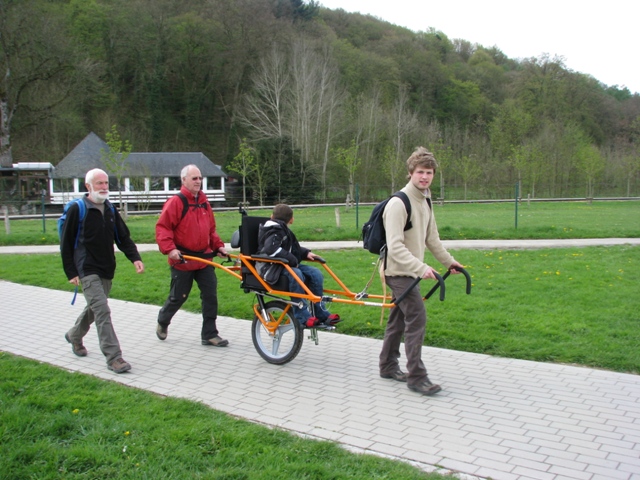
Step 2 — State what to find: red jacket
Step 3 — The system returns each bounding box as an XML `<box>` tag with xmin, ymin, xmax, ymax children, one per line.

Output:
<box><xmin>155</xmin><ymin>187</ymin><xmax>225</xmax><ymax>271</ymax></box>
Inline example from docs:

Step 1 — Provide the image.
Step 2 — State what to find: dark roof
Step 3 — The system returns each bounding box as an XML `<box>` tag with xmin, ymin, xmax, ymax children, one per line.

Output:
<box><xmin>53</xmin><ymin>132</ymin><xmax>226</xmax><ymax>179</ymax></box>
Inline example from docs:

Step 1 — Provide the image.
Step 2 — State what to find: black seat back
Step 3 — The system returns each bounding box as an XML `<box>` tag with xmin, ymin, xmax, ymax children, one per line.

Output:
<box><xmin>240</xmin><ymin>216</ymin><xmax>269</xmax><ymax>255</ymax></box>
<box><xmin>239</xmin><ymin>215</ymin><xmax>290</xmax><ymax>292</ymax></box>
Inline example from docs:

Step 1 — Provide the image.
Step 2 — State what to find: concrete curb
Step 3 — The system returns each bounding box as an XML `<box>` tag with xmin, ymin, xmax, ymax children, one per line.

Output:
<box><xmin>1</xmin><ymin>238</ymin><xmax>639</xmax><ymax>255</ymax></box>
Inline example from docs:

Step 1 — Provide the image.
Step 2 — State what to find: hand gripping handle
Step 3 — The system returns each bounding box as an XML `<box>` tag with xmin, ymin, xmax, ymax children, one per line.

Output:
<box><xmin>392</xmin><ymin>271</ymin><xmax>445</xmax><ymax>306</ymax></box>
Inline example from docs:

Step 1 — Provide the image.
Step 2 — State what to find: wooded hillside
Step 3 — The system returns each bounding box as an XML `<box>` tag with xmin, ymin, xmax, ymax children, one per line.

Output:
<box><xmin>1</xmin><ymin>0</ymin><xmax>638</xmax><ymax>203</ymax></box>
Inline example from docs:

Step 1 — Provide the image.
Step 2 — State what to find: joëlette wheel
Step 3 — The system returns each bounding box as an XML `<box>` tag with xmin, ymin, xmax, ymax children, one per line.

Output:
<box><xmin>251</xmin><ymin>300</ymin><xmax>303</xmax><ymax>365</ymax></box>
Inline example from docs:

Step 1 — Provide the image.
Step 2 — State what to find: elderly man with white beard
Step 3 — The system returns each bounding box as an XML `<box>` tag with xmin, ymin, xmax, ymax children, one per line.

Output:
<box><xmin>60</xmin><ymin>168</ymin><xmax>145</xmax><ymax>373</ymax></box>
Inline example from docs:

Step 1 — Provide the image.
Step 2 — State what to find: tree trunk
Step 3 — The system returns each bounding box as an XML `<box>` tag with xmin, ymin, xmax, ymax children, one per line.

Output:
<box><xmin>0</xmin><ymin>98</ymin><xmax>13</xmax><ymax>167</ymax></box>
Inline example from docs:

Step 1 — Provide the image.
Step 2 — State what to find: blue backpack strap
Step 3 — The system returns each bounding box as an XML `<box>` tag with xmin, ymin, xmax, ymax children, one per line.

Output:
<box><xmin>73</xmin><ymin>198</ymin><xmax>87</xmax><ymax>249</ymax></box>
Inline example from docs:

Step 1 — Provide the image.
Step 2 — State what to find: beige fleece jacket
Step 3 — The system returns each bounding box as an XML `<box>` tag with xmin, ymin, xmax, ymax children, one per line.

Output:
<box><xmin>382</xmin><ymin>181</ymin><xmax>455</xmax><ymax>278</ymax></box>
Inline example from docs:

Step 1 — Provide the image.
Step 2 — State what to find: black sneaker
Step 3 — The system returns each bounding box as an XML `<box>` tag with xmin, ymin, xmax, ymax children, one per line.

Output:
<box><xmin>408</xmin><ymin>378</ymin><xmax>442</xmax><ymax>396</ymax></box>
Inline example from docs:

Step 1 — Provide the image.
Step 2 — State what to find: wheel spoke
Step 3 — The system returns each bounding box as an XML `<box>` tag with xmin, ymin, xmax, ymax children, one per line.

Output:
<box><xmin>269</xmin><ymin>333</ymin><xmax>282</xmax><ymax>355</ymax></box>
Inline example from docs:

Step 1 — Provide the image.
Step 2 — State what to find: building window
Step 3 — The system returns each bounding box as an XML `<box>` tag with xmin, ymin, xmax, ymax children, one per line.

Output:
<box><xmin>168</xmin><ymin>176</ymin><xmax>181</xmax><ymax>190</ymax></box>
<box><xmin>206</xmin><ymin>177</ymin><xmax>221</xmax><ymax>190</ymax></box>
<box><xmin>129</xmin><ymin>177</ymin><xmax>146</xmax><ymax>191</ymax></box>
<box><xmin>150</xmin><ymin>177</ymin><xmax>164</xmax><ymax>191</ymax></box>
<box><xmin>52</xmin><ymin>178</ymin><xmax>74</xmax><ymax>193</ymax></box>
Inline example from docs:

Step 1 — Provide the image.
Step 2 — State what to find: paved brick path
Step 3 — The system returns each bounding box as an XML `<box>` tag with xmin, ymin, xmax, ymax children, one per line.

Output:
<box><xmin>1</xmin><ymin>278</ymin><xmax>639</xmax><ymax>480</ymax></box>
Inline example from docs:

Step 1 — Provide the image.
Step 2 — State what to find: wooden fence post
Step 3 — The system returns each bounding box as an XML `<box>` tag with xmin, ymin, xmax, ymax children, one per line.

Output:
<box><xmin>3</xmin><ymin>206</ymin><xmax>10</xmax><ymax>235</ymax></box>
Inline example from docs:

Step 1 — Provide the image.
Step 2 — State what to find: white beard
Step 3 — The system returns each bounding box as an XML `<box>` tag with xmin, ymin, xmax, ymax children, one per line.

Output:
<box><xmin>89</xmin><ymin>189</ymin><xmax>109</xmax><ymax>204</ymax></box>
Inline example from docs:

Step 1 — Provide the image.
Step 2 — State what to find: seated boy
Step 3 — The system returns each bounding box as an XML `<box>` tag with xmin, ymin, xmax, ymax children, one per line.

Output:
<box><xmin>256</xmin><ymin>204</ymin><xmax>340</xmax><ymax>328</ymax></box>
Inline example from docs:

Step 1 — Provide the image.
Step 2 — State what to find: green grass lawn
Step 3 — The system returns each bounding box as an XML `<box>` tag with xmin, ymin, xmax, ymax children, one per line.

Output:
<box><xmin>1</xmin><ymin>200</ymin><xmax>639</xmax><ymax>479</ymax></box>
<box><xmin>0</xmin><ymin>353</ymin><xmax>442</xmax><ymax>480</ymax></box>
<box><xmin>3</xmin><ymin>200</ymin><xmax>640</xmax><ymax>246</ymax></box>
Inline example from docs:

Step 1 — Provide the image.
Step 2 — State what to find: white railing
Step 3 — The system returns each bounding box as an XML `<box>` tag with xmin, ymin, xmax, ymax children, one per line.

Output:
<box><xmin>49</xmin><ymin>191</ymin><xmax>226</xmax><ymax>205</ymax></box>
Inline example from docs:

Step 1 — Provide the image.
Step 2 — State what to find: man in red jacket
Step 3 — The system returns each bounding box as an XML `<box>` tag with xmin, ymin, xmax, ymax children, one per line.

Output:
<box><xmin>155</xmin><ymin>165</ymin><xmax>229</xmax><ymax>347</ymax></box>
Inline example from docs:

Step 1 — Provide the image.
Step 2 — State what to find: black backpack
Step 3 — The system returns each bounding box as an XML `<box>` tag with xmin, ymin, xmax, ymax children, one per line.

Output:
<box><xmin>361</xmin><ymin>191</ymin><xmax>412</xmax><ymax>255</ymax></box>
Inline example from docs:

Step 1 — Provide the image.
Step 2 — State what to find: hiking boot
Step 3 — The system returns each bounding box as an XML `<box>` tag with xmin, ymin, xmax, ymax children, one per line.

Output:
<box><xmin>156</xmin><ymin>323</ymin><xmax>168</xmax><ymax>341</ymax></box>
<box><xmin>65</xmin><ymin>332</ymin><xmax>87</xmax><ymax>357</ymax></box>
<box><xmin>380</xmin><ymin>370</ymin><xmax>407</xmax><ymax>382</ymax></box>
<box><xmin>408</xmin><ymin>378</ymin><xmax>442</xmax><ymax>396</ymax></box>
<box><xmin>108</xmin><ymin>358</ymin><xmax>131</xmax><ymax>374</ymax></box>
<box><xmin>202</xmin><ymin>336</ymin><xmax>229</xmax><ymax>347</ymax></box>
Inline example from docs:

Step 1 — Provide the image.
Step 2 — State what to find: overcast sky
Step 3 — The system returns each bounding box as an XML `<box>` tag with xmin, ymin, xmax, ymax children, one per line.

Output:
<box><xmin>319</xmin><ymin>0</ymin><xmax>639</xmax><ymax>94</ymax></box>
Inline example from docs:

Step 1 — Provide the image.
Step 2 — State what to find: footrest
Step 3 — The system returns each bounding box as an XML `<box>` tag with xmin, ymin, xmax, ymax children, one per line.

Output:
<box><xmin>311</xmin><ymin>324</ymin><xmax>336</xmax><ymax>331</ymax></box>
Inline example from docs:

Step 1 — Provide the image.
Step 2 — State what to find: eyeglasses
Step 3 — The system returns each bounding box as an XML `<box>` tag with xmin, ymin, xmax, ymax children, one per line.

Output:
<box><xmin>191</xmin><ymin>176</ymin><xmax>203</xmax><ymax>181</ymax></box>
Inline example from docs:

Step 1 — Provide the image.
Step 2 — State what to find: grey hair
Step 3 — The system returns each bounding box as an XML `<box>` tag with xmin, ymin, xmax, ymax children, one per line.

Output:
<box><xmin>180</xmin><ymin>164</ymin><xmax>200</xmax><ymax>180</ymax></box>
<box><xmin>85</xmin><ymin>168</ymin><xmax>108</xmax><ymax>184</ymax></box>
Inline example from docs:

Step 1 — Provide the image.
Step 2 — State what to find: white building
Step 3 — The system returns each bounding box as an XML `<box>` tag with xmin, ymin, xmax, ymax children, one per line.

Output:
<box><xmin>51</xmin><ymin>132</ymin><xmax>227</xmax><ymax>208</ymax></box>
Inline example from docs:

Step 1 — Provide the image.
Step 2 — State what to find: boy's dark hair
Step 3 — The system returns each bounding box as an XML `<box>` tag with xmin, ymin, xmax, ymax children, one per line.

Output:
<box><xmin>407</xmin><ymin>146</ymin><xmax>438</xmax><ymax>175</ymax></box>
<box><xmin>272</xmin><ymin>204</ymin><xmax>293</xmax><ymax>223</ymax></box>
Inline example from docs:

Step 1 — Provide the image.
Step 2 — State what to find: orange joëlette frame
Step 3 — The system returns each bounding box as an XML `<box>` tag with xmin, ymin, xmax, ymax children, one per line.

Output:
<box><xmin>180</xmin><ymin>253</ymin><xmax>398</xmax><ymax>309</ymax></box>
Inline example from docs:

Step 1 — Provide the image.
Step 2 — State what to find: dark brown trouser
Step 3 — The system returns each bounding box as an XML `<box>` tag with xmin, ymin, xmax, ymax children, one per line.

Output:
<box><xmin>379</xmin><ymin>276</ymin><xmax>428</xmax><ymax>386</ymax></box>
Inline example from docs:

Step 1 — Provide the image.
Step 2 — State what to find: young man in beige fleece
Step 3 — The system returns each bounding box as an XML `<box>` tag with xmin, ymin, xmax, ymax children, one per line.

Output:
<box><xmin>379</xmin><ymin>147</ymin><xmax>464</xmax><ymax>396</ymax></box>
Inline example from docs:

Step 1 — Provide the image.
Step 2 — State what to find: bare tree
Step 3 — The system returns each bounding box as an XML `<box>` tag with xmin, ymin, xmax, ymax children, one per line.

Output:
<box><xmin>238</xmin><ymin>44</ymin><xmax>289</xmax><ymax>141</ymax></box>
<box><xmin>236</xmin><ymin>44</ymin><xmax>290</xmax><ymax>200</ymax></box>
<box><xmin>289</xmin><ymin>39</ymin><xmax>342</xmax><ymax>188</ymax></box>
<box><xmin>238</xmin><ymin>39</ymin><xmax>343</xmax><ymax>198</ymax></box>
<box><xmin>350</xmin><ymin>86</ymin><xmax>383</xmax><ymax>191</ymax></box>
<box><xmin>314</xmin><ymin>44</ymin><xmax>344</xmax><ymax>201</ymax></box>
<box><xmin>389</xmin><ymin>85</ymin><xmax>419</xmax><ymax>186</ymax></box>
